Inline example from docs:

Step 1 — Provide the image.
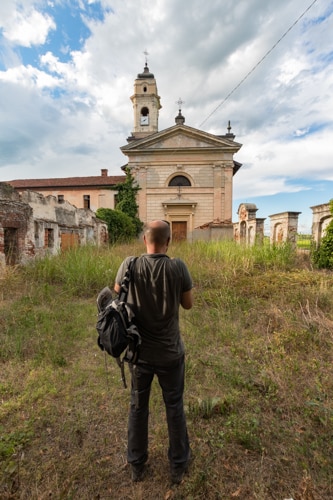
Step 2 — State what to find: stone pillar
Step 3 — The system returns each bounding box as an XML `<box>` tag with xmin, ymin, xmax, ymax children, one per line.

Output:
<box><xmin>213</xmin><ymin>164</ymin><xmax>222</xmax><ymax>220</ymax></box>
<box><xmin>255</xmin><ymin>218</ymin><xmax>266</xmax><ymax>244</ymax></box>
<box><xmin>133</xmin><ymin>165</ymin><xmax>147</xmax><ymax>223</ymax></box>
<box><xmin>310</xmin><ymin>203</ymin><xmax>332</xmax><ymax>247</ymax></box>
<box><xmin>269</xmin><ymin>211</ymin><xmax>301</xmax><ymax>246</ymax></box>
<box><xmin>234</xmin><ymin>203</ymin><xmax>264</xmax><ymax>246</ymax></box>
<box><xmin>223</xmin><ymin>164</ymin><xmax>233</xmax><ymax>223</ymax></box>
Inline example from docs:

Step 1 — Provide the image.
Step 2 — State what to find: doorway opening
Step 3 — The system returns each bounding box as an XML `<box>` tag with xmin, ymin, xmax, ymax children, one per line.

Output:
<box><xmin>4</xmin><ymin>228</ymin><xmax>19</xmax><ymax>265</ymax></box>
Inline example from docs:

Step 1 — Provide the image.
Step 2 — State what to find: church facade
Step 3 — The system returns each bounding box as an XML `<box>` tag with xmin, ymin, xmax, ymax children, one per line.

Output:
<box><xmin>8</xmin><ymin>64</ymin><xmax>244</xmax><ymax>244</ymax></box>
<box><xmin>121</xmin><ymin>64</ymin><xmax>243</xmax><ymax>242</ymax></box>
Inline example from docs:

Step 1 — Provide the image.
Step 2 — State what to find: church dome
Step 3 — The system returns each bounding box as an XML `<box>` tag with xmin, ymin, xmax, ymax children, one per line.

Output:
<box><xmin>137</xmin><ymin>63</ymin><xmax>154</xmax><ymax>79</ymax></box>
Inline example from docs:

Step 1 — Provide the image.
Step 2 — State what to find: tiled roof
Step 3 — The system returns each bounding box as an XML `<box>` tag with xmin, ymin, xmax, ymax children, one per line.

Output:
<box><xmin>8</xmin><ymin>175</ymin><xmax>126</xmax><ymax>189</ymax></box>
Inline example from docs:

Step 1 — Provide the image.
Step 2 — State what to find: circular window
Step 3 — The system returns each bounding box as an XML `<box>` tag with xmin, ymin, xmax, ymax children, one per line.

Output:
<box><xmin>168</xmin><ymin>175</ymin><xmax>191</xmax><ymax>187</ymax></box>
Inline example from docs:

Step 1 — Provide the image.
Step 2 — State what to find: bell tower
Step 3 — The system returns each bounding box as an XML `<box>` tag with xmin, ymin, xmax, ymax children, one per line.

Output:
<box><xmin>130</xmin><ymin>61</ymin><xmax>161</xmax><ymax>139</ymax></box>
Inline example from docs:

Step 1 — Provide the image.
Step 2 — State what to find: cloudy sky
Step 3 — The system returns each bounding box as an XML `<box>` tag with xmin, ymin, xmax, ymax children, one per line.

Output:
<box><xmin>0</xmin><ymin>0</ymin><xmax>332</xmax><ymax>232</ymax></box>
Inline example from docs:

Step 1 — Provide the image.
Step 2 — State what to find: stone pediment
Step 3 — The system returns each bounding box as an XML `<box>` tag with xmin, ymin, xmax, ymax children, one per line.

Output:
<box><xmin>121</xmin><ymin>124</ymin><xmax>242</xmax><ymax>154</ymax></box>
<box><xmin>162</xmin><ymin>197</ymin><xmax>197</xmax><ymax>207</ymax></box>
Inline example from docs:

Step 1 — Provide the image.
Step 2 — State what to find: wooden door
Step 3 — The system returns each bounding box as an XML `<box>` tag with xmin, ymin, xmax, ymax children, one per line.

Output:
<box><xmin>61</xmin><ymin>232</ymin><xmax>79</xmax><ymax>251</ymax></box>
<box><xmin>172</xmin><ymin>221</ymin><xmax>187</xmax><ymax>242</ymax></box>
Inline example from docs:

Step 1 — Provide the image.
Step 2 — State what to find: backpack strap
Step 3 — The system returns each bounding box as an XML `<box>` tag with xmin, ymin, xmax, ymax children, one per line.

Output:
<box><xmin>118</xmin><ymin>257</ymin><xmax>137</xmax><ymax>303</ymax></box>
<box><xmin>116</xmin><ymin>256</ymin><xmax>138</xmax><ymax>389</ymax></box>
<box><xmin>116</xmin><ymin>356</ymin><xmax>127</xmax><ymax>388</ymax></box>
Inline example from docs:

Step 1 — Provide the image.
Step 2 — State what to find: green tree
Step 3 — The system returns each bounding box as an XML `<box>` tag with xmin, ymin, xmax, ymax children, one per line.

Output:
<box><xmin>112</xmin><ymin>168</ymin><xmax>143</xmax><ymax>237</ymax></box>
<box><xmin>311</xmin><ymin>199</ymin><xmax>333</xmax><ymax>269</ymax></box>
<box><xmin>96</xmin><ymin>208</ymin><xmax>136</xmax><ymax>244</ymax></box>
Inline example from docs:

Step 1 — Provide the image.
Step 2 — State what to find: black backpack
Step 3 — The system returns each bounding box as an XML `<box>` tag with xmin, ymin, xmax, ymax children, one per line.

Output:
<box><xmin>96</xmin><ymin>257</ymin><xmax>141</xmax><ymax>387</ymax></box>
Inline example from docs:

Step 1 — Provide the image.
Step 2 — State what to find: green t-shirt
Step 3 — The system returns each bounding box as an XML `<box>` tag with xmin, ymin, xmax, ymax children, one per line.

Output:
<box><xmin>115</xmin><ymin>254</ymin><xmax>193</xmax><ymax>365</ymax></box>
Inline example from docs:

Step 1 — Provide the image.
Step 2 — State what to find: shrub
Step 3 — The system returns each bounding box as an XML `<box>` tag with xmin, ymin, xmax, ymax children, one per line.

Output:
<box><xmin>111</xmin><ymin>167</ymin><xmax>143</xmax><ymax>237</ymax></box>
<box><xmin>96</xmin><ymin>208</ymin><xmax>136</xmax><ymax>243</ymax></box>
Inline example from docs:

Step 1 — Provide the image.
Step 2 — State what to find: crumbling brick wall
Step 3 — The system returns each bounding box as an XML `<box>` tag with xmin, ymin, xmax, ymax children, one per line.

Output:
<box><xmin>1</xmin><ymin>183</ymin><xmax>108</xmax><ymax>266</ymax></box>
<box><xmin>0</xmin><ymin>198</ymin><xmax>33</xmax><ymax>266</ymax></box>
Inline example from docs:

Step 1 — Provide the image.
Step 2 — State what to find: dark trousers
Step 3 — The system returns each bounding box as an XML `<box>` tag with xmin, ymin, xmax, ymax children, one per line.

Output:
<box><xmin>127</xmin><ymin>356</ymin><xmax>190</xmax><ymax>471</ymax></box>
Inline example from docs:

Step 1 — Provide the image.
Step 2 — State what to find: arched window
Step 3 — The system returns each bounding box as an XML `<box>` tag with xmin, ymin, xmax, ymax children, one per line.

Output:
<box><xmin>168</xmin><ymin>175</ymin><xmax>191</xmax><ymax>187</ymax></box>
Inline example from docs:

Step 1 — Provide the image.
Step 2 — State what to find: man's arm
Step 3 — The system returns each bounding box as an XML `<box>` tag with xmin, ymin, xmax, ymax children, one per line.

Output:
<box><xmin>113</xmin><ymin>258</ymin><xmax>130</xmax><ymax>294</ymax></box>
<box><xmin>181</xmin><ymin>289</ymin><xmax>193</xmax><ymax>310</ymax></box>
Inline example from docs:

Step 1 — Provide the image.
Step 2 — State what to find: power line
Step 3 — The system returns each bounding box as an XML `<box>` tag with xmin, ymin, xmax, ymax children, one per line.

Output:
<box><xmin>199</xmin><ymin>0</ymin><xmax>319</xmax><ymax>128</ymax></box>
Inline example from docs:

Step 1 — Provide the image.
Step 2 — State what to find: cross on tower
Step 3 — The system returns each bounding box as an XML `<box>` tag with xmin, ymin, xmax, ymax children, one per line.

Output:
<box><xmin>176</xmin><ymin>97</ymin><xmax>184</xmax><ymax>112</ymax></box>
<box><xmin>143</xmin><ymin>49</ymin><xmax>149</xmax><ymax>65</ymax></box>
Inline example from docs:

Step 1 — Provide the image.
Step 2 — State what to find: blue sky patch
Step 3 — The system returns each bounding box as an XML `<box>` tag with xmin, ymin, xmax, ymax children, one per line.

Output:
<box><xmin>292</xmin><ymin>122</ymin><xmax>327</xmax><ymax>139</ymax></box>
<box><xmin>9</xmin><ymin>1</ymin><xmax>109</xmax><ymax>68</ymax></box>
<box><xmin>43</xmin><ymin>3</ymin><xmax>92</xmax><ymax>62</ymax></box>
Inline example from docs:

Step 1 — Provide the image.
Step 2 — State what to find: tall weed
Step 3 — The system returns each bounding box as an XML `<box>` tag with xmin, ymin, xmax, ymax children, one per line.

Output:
<box><xmin>23</xmin><ymin>245</ymin><xmax>118</xmax><ymax>296</ymax></box>
<box><xmin>1</xmin><ymin>241</ymin><xmax>333</xmax><ymax>499</ymax></box>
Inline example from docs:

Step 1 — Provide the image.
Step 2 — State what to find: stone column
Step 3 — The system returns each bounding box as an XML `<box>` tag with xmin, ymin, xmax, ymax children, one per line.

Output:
<box><xmin>134</xmin><ymin>166</ymin><xmax>147</xmax><ymax>223</ymax></box>
<box><xmin>223</xmin><ymin>164</ymin><xmax>233</xmax><ymax>223</ymax></box>
<box><xmin>213</xmin><ymin>164</ymin><xmax>222</xmax><ymax>220</ymax></box>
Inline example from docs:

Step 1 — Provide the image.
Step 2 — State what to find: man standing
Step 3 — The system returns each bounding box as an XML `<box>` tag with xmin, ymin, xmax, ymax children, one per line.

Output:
<box><xmin>114</xmin><ymin>220</ymin><xmax>193</xmax><ymax>484</ymax></box>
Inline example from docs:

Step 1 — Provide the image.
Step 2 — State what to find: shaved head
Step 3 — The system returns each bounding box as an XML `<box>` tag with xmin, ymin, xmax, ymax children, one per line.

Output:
<box><xmin>144</xmin><ymin>220</ymin><xmax>170</xmax><ymax>247</ymax></box>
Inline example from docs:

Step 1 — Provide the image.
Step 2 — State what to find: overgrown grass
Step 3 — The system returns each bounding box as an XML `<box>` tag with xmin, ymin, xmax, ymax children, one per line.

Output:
<box><xmin>22</xmin><ymin>244</ymin><xmax>124</xmax><ymax>297</ymax></box>
<box><xmin>1</xmin><ymin>241</ymin><xmax>333</xmax><ymax>499</ymax></box>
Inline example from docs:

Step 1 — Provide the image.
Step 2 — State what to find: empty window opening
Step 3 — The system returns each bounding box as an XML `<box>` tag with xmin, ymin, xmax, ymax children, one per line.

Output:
<box><xmin>34</xmin><ymin>221</ymin><xmax>39</xmax><ymax>241</ymax></box>
<box><xmin>141</xmin><ymin>107</ymin><xmax>149</xmax><ymax>117</ymax></box>
<box><xmin>83</xmin><ymin>195</ymin><xmax>90</xmax><ymax>209</ymax></box>
<box><xmin>44</xmin><ymin>228</ymin><xmax>54</xmax><ymax>248</ymax></box>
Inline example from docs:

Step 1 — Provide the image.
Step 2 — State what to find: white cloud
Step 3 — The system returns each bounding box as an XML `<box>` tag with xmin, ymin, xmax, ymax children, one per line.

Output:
<box><xmin>0</xmin><ymin>64</ymin><xmax>60</xmax><ymax>88</ymax></box>
<box><xmin>293</xmin><ymin>128</ymin><xmax>309</xmax><ymax>138</ymax></box>
<box><xmin>2</xmin><ymin>8</ymin><xmax>56</xmax><ymax>47</ymax></box>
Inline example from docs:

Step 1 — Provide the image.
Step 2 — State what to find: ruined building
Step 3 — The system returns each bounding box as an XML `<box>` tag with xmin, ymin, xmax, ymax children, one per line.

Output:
<box><xmin>0</xmin><ymin>183</ymin><xmax>107</xmax><ymax>266</ymax></box>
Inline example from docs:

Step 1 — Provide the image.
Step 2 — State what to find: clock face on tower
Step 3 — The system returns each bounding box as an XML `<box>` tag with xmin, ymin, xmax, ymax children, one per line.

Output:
<box><xmin>140</xmin><ymin>115</ymin><xmax>149</xmax><ymax>125</ymax></box>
